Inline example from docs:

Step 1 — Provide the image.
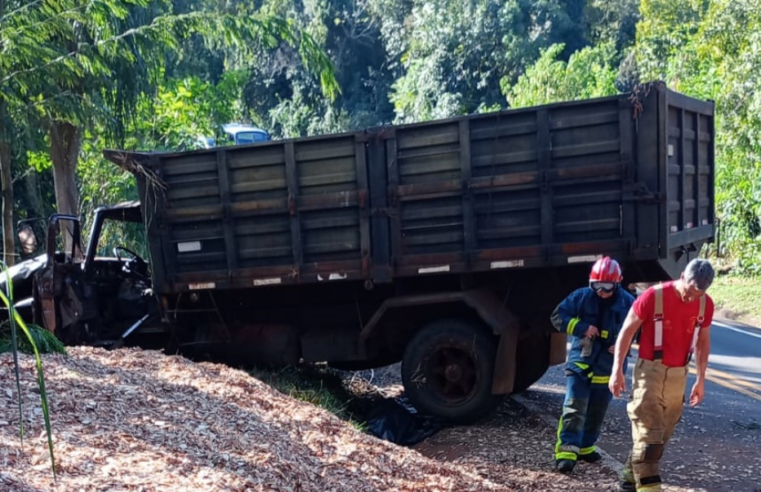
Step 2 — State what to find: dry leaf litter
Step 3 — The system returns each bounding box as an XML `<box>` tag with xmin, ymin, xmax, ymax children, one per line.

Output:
<box><xmin>1</xmin><ymin>347</ymin><xmax>510</xmax><ymax>492</ymax></box>
<box><xmin>342</xmin><ymin>365</ymin><xmax>729</xmax><ymax>492</ymax></box>
<box><xmin>2</xmin><ymin>349</ymin><xmax>742</xmax><ymax>492</ymax></box>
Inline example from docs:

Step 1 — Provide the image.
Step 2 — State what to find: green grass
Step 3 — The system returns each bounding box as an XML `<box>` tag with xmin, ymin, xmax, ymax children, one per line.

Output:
<box><xmin>709</xmin><ymin>275</ymin><xmax>761</xmax><ymax>326</ymax></box>
<box><xmin>248</xmin><ymin>365</ymin><xmax>368</xmax><ymax>431</ymax></box>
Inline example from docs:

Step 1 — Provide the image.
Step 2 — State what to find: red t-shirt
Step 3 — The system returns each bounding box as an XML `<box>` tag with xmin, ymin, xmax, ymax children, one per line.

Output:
<box><xmin>633</xmin><ymin>281</ymin><xmax>714</xmax><ymax>367</ymax></box>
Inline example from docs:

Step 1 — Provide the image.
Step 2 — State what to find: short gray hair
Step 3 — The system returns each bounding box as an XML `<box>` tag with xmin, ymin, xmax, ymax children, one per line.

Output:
<box><xmin>683</xmin><ymin>258</ymin><xmax>715</xmax><ymax>291</ymax></box>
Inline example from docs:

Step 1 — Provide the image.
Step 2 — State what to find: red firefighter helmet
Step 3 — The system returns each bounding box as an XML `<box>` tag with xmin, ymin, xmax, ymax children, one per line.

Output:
<box><xmin>589</xmin><ymin>257</ymin><xmax>622</xmax><ymax>291</ymax></box>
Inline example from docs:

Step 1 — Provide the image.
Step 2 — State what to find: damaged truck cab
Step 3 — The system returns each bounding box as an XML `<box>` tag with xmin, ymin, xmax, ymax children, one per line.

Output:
<box><xmin>18</xmin><ymin>203</ymin><xmax>161</xmax><ymax>348</ymax></box>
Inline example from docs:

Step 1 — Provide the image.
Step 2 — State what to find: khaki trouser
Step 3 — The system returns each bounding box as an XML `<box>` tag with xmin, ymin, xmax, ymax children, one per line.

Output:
<box><xmin>622</xmin><ymin>358</ymin><xmax>687</xmax><ymax>491</ymax></box>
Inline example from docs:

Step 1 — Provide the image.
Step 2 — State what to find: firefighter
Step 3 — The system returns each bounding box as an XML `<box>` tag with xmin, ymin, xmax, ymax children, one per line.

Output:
<box><xmin>551</xmin><ymin>257</ymin><xmax>635</xmax><ymax>473</ymax></box>
<box><xmin>609</xmin><ymin>258</ymin><xmax>715</xmax><ymax>492</ymax></box>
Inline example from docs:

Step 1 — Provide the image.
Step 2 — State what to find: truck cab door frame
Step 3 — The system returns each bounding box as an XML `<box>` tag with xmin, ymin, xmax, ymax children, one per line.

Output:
<box><xmin>34</xmin><ymin>214</ymin><xmax>85</xmax><ymax>341</ymax></box>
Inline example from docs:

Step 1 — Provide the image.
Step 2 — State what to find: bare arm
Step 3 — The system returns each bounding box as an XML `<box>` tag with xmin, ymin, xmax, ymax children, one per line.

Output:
<box><xmin>609</xmin><ymin>307</ymin><xmax>644</xmax><ymax>397</ymax></box>
<box><xmin>689</xmin><ymin>326</ymin><xmax>711</xmax><ymax>406</ymax></box>
<box><xmin>694</xmin><ymin>326</ymin><xmax>711</xmax><ymax>382</ymax></box>
<box><xmin>612</xmin><ymin>308</ymin><xmax>643</xmax><ymax>373</ymax></box>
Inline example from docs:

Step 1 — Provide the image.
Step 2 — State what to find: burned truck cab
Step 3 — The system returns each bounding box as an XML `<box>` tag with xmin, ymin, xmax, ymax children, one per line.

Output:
<box><xmin>22</xmin><ymin>202</ymin><xmax>161</xmax><ymax>347</ymax></box>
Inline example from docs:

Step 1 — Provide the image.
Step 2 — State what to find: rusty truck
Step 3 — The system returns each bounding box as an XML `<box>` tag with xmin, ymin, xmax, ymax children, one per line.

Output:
<box><xmin>4</xmin><ymin>81</ymin><xmax>716</xmax><ymax>423</ymax></box>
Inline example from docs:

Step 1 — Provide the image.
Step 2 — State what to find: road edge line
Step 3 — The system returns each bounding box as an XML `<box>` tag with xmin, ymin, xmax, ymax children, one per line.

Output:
<box><xmin>510</xmin><ymin>394</ymin><xmax>624</xmax><ymax>472</ymax></box>
<box><xmin>712</xmin><ymin>320</ymin><xmax>761</xmax><ymax>339</ymax></box>
<box><xmin>713</xmin><ymin>317</ymin><xmax>761</xmax><ymax>333</ymax></box>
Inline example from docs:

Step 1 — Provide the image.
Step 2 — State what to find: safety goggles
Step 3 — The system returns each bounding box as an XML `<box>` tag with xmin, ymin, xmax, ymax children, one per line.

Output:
<box><xmin>590</xmin><ymin>281</ymin><xmax>617</xmax><ymax>293</ymax></box>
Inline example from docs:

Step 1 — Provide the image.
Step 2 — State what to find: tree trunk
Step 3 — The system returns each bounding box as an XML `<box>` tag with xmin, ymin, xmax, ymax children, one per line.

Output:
<box><xmin>0</xmin><ymin>100</ymin><xmax>15</xmax><ymax>267</ymax></box>
<box><xmin>0</xmin><ymin>0</ymin><xmax>16</xmax><ymax>267</ymax></box>
<box><xmin>21</xmin><ymin>124</ymin><xmax>50</xmax><ymax>227</ymax></box>
<box><xmin>23</xmin><ymin>168</ymin><xmax>48</xmax><ymax>222</ymax></box>
<box><xmin>49</xmin><ymin>120</ymin><xmax>82</xmax><ymax>257</ymax></box>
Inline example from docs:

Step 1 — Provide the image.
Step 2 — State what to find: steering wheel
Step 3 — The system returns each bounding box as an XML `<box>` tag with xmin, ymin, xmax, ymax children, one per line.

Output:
<box><xmin>113</xmin><ymin>246</ymin><xmax>149</xmax><ymax>279</ymax></box>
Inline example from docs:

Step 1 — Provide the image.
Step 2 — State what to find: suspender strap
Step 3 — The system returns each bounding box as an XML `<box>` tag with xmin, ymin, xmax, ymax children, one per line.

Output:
<box><xmin>653</xmin><ymin>284</ymin><xmax>664</xmax><ymax>361</ymax></box>
<box><xmin>686</xmin><ymin>295</ymin><xmax>706</xmax><ymax>363</ymax></box>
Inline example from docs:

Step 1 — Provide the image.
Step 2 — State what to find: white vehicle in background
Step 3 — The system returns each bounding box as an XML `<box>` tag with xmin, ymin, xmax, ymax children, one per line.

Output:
<box><xmin>197</xmin><ymin>123</ymin><xmax>271</xmax><ymax>148</ymax></box>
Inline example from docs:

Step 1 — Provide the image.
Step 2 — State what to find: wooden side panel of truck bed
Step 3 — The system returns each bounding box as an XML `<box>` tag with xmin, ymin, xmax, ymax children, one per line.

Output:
<box><xmin>106</xmin><ymin>81</ymin><xmax>715</xmax><ymax>294</ymax></box>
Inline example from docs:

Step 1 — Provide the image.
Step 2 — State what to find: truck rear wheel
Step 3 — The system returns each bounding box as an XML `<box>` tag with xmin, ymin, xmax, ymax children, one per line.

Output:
<box><xmin>401</xmin><ymin>319</ymin><xmax>501</xmax><ymax>424</ymax></box>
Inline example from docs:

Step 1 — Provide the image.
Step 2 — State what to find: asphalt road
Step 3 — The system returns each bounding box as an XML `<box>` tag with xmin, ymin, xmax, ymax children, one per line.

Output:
<box><xmin>522</xmin><ymin>319</ymin><xmax>761</xmax><ymax>492</ymax></box>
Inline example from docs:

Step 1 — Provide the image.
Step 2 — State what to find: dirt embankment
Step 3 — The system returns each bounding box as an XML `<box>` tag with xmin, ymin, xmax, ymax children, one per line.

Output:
<box><xmin>1</xmin><ymin>348</ymin><xmax>509</xmax><ymax>492</ymax></box>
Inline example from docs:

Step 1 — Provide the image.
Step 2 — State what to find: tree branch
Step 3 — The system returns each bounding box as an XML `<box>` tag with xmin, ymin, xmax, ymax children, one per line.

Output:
<box><xmin>2</xmin><ymin>4</ymin><xmax>88</xmax><ymax>39</ymax></box>
<box><xmin>0</xmin><ymin>0</ymin><xmax>45</xmax><ymax>23</ymax></box>
<box><xmin>7</xmin><ymin>90</ymin><xmax>83</xmax><ymax>118</ymax></box>
<box><xmin>1</xmin><ymin>11</ymin><xmax>203</xmax><ymax>85</ymax></box>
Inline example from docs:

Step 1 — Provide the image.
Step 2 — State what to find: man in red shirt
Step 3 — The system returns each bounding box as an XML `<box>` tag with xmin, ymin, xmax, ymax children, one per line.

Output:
<box><xmin>609</xmin><ymin>259</ymin><xmax>715</xmax><ymax>492</ymax></box>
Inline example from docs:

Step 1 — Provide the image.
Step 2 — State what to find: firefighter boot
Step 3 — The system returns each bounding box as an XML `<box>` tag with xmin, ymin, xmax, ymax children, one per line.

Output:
<box><xmin>556</xmin><ymin>459</ymin><xmax>576</xmax><ymax>473</ymax></box>
<box><xmin>618</xmin><ymin>481</ymin><xmax>636</xmax><ymax>492</ymax></box>
<box><xmin>619</xmin><ymin>453</ymin><xmax>636</xmax><ymax>491</ymax></box>
<box><xmin>578</xmin><ymin>450</ymin><xmax>602</xmax><ymax>463</ymax></box>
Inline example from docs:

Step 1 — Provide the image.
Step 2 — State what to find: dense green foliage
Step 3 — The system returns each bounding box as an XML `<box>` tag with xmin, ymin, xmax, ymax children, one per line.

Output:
<box><xmin>503</xmin><ymin>42</ymin><xmax>620</xmax><ymax>107</ymax></box>
<box><xmin>0</xmin><ymin>321</ymin><xmax>67</xmax><ymax>355</ymax></box>
<box><xmin>1</xmin><ymin>0</ymin><xmax>759</xmax><ymax>272</ymax></box>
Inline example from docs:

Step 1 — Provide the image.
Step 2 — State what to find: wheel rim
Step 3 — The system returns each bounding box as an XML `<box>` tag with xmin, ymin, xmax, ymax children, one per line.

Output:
<box><xmin>425</xmin><ymin>345</ymin><xmax>479</xmax><ymax>404</ymax></box>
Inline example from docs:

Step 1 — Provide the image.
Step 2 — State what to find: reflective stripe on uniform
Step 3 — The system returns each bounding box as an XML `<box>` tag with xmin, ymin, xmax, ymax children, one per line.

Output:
<box><xmin>556</xmin><ymin>451</ymin><xmax>577</xmax><ymax>461</ymax></box>
<box><xmin>591</xmin><ymin>375</ymin><xmax>610</xmax><ymax>384</ymax></box>
<box><xmin>579</xmin><ymin>446</ymin><xmax>596</xmax><ymax>455</ymax></box>
<box><xmin>567</xmin><ymin>317</ymin><xmax>580</xmax><ymax>335</ymax></box>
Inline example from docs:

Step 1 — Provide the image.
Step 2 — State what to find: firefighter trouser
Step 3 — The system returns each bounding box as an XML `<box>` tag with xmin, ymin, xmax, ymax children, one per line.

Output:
<box><xmin>555</xmin><ymin>372</ymin><xmax>612</xmax><ymax>461</ymax></box>
<box><xmin>622</xmin><ymin>358</ymin><xmax>687</xmax><ymax>491</ymax></box>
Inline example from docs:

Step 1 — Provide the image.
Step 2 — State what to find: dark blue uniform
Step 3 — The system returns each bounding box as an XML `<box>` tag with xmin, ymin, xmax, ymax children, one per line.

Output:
<box><xmin>551</xmin><ymin>286</ymin><xmax>635</xmax><ymax>462</ymax></box>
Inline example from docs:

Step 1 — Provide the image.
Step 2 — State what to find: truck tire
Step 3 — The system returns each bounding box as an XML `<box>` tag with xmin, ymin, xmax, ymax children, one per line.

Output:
<box><xmin>511</xmin><ymin>333</ymin><xmax>550</xmax><ymax>394</ymax></box>
<box><xmin>401</xmin><ymin>319</ymin><xmax>502</xmax><ymax>424</ymax></box>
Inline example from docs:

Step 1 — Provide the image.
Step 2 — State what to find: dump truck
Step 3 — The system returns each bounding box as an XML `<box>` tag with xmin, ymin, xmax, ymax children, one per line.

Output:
<box><xmin>5</xmin><ymin>81</ymin><xmax>716</xmax><ymax>423</ymax></box>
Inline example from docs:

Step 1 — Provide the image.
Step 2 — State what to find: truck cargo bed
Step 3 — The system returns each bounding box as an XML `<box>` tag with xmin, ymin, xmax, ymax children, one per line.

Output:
<box><xmin>105</xmin><ymin>81</ymin><xmax>715</xmax><ymax>295</ymax></box>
